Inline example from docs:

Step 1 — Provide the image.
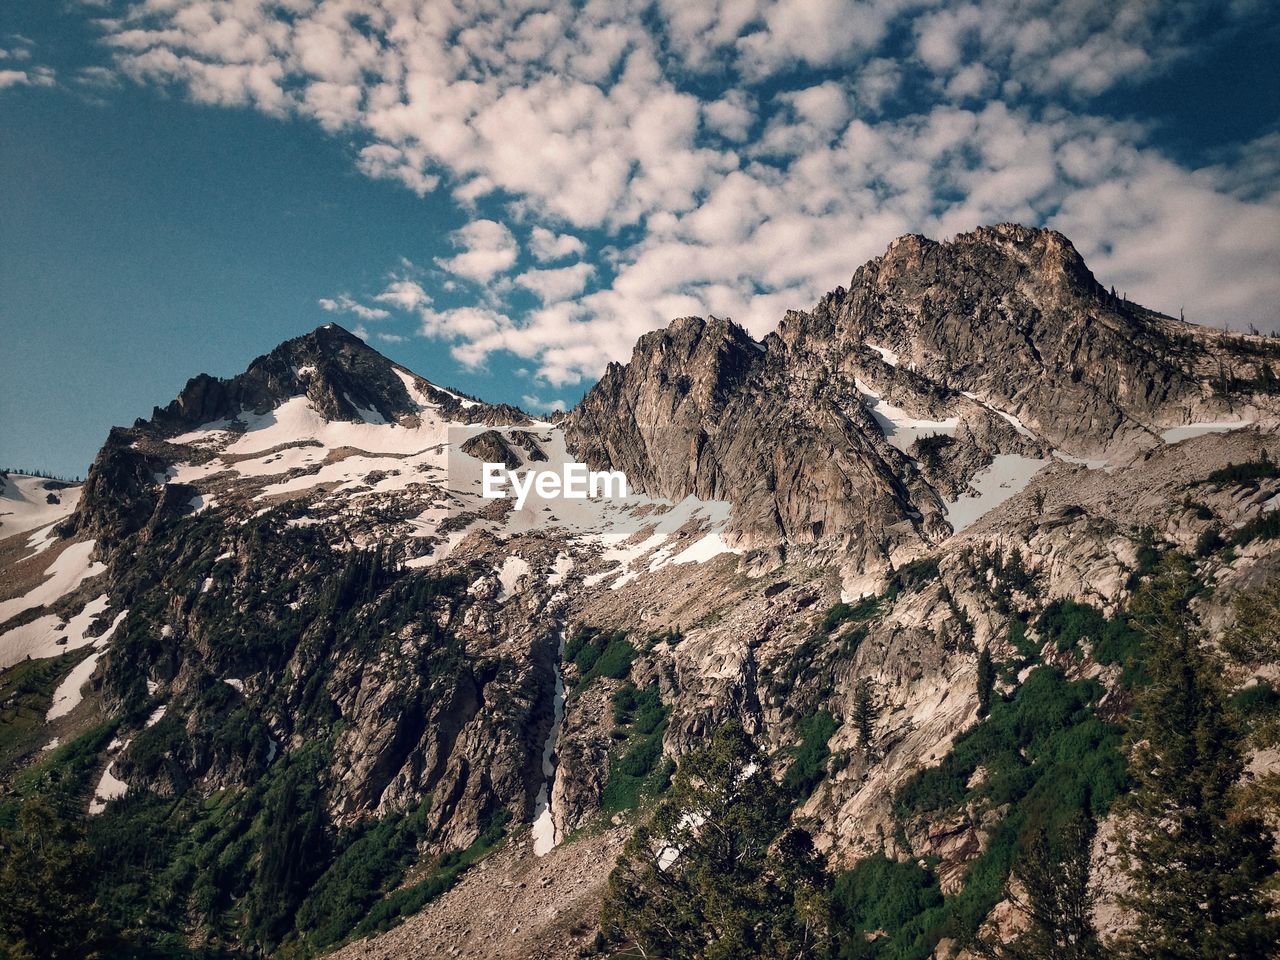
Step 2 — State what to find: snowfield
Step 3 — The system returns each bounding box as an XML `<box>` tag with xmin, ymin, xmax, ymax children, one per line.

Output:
<box><xmin>0</xmin><ymin>473</ymin><xmax>81</xmax><ymax>541</ymax></box>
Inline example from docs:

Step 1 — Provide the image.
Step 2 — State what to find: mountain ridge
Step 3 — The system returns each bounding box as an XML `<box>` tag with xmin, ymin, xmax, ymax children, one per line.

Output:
<box><xmin>2</xmin><ymin>223</ymin><xmax>1279</xmax><ymax>960</ymax></box>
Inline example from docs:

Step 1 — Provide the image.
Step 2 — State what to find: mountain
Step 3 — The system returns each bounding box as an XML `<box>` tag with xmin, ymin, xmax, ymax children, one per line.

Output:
<box><xmin>2</xmin><ymin>225</ymin><xmax>1278</xmax><ymax>960</ymax></box>
<box><xmin>566</xmin><ymin>224</ymin><xmax>1276</xmax><ymax>586</ymax></box>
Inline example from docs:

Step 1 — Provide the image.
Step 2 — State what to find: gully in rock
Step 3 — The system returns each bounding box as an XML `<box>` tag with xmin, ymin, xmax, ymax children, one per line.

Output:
<box><xmin>530</xmin><ymin>629</ymin><xmax>567</xmax><ymax>856</ymax></box>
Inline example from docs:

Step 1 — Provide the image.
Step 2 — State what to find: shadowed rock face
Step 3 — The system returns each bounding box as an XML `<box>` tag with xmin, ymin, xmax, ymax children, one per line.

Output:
<box><xmin>564</xmin><ymin>315</ymin><xmax>949</xmax><ymax>560</ymax></box>
<box><xmin>149</xmin><ymin>323</ymin><xmax>424</xmax><ymax>430</ymax></box>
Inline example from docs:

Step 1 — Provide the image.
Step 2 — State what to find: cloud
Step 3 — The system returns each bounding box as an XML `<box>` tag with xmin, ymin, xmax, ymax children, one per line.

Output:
<box><xmin>0</xmin><ymin>66</ymin><xmax>54</xmax><ymax>90</ymax></box>
<box><xmin>521</xmin><ymin>394</ymin><xmax>567</xmax><ymax>413</ymax></box>
<box><xmin>435</xmin><ymin>220</ymin><xmax>519</xmax><ymax>282</ymax></box>
<box><xmin>529</xmin><ymin>227</ymin><xmax>586</xmax><ymax>263</ymax></box>
<box><xmin>374</xmin><ymin>279</ymin><xmax>431</xmax><ymax>312</ymax></box>
<box><xmin>516</xmin><ymin>263</ymin><xmax>596</xmax><ymax>303</ymax></box>
<box><xmin>317</xmin><ymin>294</ymin><xmax>390</xmax><ymax>321</ymax></box>
<box><xmin>89</xmin><ymin>0</ymin><xmax>1280</xmax><ymax>387</ymax></box>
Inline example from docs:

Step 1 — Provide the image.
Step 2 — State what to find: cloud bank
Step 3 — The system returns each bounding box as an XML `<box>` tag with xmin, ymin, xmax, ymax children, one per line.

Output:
<box><xmin>96</xmin><ymin>0</ymin><xmax>1280</xmax><ymax>389</ymax></box>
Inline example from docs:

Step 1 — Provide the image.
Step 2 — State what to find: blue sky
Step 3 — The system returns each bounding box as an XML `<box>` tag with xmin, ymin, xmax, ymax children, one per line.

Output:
<box><xmin>2</xmin><ymin>0</ymin><xmax>1278</xmax><ymax>478</ymax></box>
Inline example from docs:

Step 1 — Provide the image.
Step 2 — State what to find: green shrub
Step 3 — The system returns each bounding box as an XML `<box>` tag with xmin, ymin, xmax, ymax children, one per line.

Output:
<box><xmin>0</xmin><ymin>651</ymin><xmax>93</xmax><ymax>773</ymax></box>
<box><xmin>567</xmin><ymin>628</ymin><xmax>635</xmax><ymax>690</ymax></box>
<box><xmin>1230</xmin><ymin>681</ymin><xmax>1280</xmax><ymax>719</ymax></box>
<box><xmin>879</xmin><ymin>667</ymin><xmax>1126</xmax><ymax>958</ymax></box>
<box><xmin>1036</xmin><ymin>599</ymin><xmax>1106</xmax><ymax>652</ymax></box>
<box><xmin>823</xmin><ymin>596</ymin><xmax>883</xmax><ymax>633</ymax></box>
<box><xmin>351</xmin><ymin>811</ymin><xmax>510</xmax><ymax>939</ymax></box>
<box><xmin>832</xmin><ymin>854</ymin><xmax>944</xmax><ymax>960</ymax></box>
<box><xmin>601</xmin><ymin>682</ymin><xmax>671</xmax><ymax>813</ymax></box>
<box><xmin>889</xmin><ymin>557</ymin><xmax>941</xmax><ymax>595</ymax></box>
<box><xmin>1234</xmin><ymin>510</ymin><xmax>1280</xmax><ymax>546</ymax></box>
<box><xmin>1007</xmin><ymin>619</ymin><xmax>1038</xmax><ymax>660</ymax></box>
<box><xmin>782</xmin><ymin>709</ymin><xmax>837</xmax><ymax>799</ymax></box>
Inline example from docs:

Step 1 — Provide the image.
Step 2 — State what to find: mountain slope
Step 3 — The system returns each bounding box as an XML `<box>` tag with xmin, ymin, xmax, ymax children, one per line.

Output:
<box><xmin>2</xmin><ymin>225</ymin><xmax>1278</xmax><ymax>959</ymax></box>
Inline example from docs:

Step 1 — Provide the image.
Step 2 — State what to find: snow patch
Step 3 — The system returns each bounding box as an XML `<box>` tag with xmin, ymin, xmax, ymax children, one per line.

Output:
<box><xmin>0</xmin><ymin>594</ymin><xmax>124</xmax><ymax>672</ymax></box>
<box><xmin>0</xmin><ymin>474</ymin><xmax>81</xmax><ymax>540</ymax></box>
<box><xmin>1160</xmin><ymin>421</ymin><xmax>1253</xmax><ymax>444</ymax></box>
<box><xmin>89</xmin><ymin>752</ymin><xmax>129</xmax><ymax>815</ymax></box>
<box><xmin>0</xmin><ymin>540</ymin><xmax>106</xmax><ymax>626</ymax></box>
<box><xmin>546</xmin><ymin>552</ymin><xmax>574</xmax><ymax>588</ymax></box>
<box><xmin>532</xmin><ymin>631</ymin><xmax>567</xmax><ymax>856</ymax></box>
<box><xmin>866</xmin><ymin>342</ymin><xmax>899</xmax><ymax>366</ymax></box>
<box><xmin>945</xmin><ymin>454</ymin><xmax>1047</xmax><ymax>533</ymax></box>
<box><xmin>497</xmin><ymin>555</ymin><xmax>530</xmax><ymax>600</ymax></box>
<box><xmin>960</xmin><ymin>391</ymin><xmax>1037</xmax><ymax>440</ymax></box>
<box><xmin>857</xmin><ymin>381</ymin><xmax>959</xmax><ymax>452</ymax></box>
<box><xmin>46</xmin><ymin>650</ymin><xmax>102</xmax><ymax>720</ymax></box>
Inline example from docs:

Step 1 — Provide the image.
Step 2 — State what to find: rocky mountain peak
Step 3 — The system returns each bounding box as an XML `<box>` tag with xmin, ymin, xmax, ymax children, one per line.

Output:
<box><xmin>147</xmin><ymin>323</ymin><xmax>424</xmax><ymax>433</ymax></box>
<box><xmin>860</xmin><ymin>223</ymin><xmax>1105</xmax><ymax>308</ymax></box>
<box><xmin>616</xmin><ymin>315</ymin><xmax>765</xmax><ymax>412</ymax></box>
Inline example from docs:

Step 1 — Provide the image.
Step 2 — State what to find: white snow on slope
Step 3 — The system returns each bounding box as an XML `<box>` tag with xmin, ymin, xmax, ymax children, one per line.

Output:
<box><xmin>945</xmin><ymin>454</ymin><xmax>1047</xmax><ymax>533</ymax></box>
<box><xmin>531</xmin><ymin>630</ymin><xmax>567</xmax><ymax>856</ymax></box>
<box><xmin>546</xmin><ymin>552</ymin><xmax>574</xmax><ymax>587</ymax></box>
<box><xmin>0</xmin><ymin>540</ymin><xmax>106</xmax><ymax>627</ymax></box>
<box><xmin>856</xmin><ymin>380</ymin><xmax>959</xmax><ymax>452</ymax></box>
<box><xmin>669</xmin><ymin>532</ymin><xmax>737</xmax><ymax>565</ymax></box>
<box><xmin>866</xmin><ymin>343</ymin><xmax>899</xmax><ymax>366</ymax></box>
<box><xmin>1160</xmin><ymin>421</ymin><xmax>1253</xmax><ymax>444</ymax></box>
<box><xmin>1</xmin><ymin>597</ymin><xmax>125</xmax><ymax>673</ymax></box>
<box><xmin>89</xmin><ymin>745</ymin><xmax>130</xmax><ymax>815</ymax></box>
<box><xmin>0</xmin><ymin>474</ymin><xmax>81</xmax><ymax>541</ymax></box>
<box><xmin>497</xmin><ymin>555</ymin><xmax>530</xmax><ymax>600</ymax></box>
<box><xmin>47</xmin><ymin>651</ymin><xmax>102</xmax><ymax>720</ymax></box>
<box><xmin>960</xmin><ymin>391</ymin><xmax>1038</xmax><ymax>440</ymax></box>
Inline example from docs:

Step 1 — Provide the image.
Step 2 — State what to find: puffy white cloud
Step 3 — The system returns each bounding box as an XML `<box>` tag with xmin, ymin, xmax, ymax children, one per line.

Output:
<box><xmin>703</xmin><ymin>90</ymin><xmax>756</xmax><ymax>142</ymax></box>
<box><xmin>89</xmin><ymin>0</ymin><xmax>1280</xmax><ymax>387</ymax></box>
<box><xmin>318</xmin><ymin>294</ymin><xmax>390</xmax><ymax>321</ymax></box>
<box><xmin>374</xmin><ymin>279</ymin><xmax>431</xmax><ymax>312</ymax></box>
<box><xmin>435</xmin><ymin>220</ymin><xmax>519</xmax><ymax>283</ymax></box>
<box><xmin>529</xmin><ymin>227</ymin><xmax>586</xmax><ymax>262</ymax></box>
<box><xmin>0</xmin><ymin>65</ymin><xmax>54</xmax><ymax>89</ymax></box>
<box><xmin>516</xmin><ymin>262</ymin><xmax>596</xmax><ymax>303</ymax></box>
<box><xmin>521</xmin><ymin>393</ymin><xmax>567</xmax><ymax>413</ymax></box>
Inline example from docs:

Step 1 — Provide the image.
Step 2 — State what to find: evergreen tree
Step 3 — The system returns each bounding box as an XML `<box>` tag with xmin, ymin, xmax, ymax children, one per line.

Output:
<box><xmin>1118</xmin><ymin>560</ymin><xmax>1280</xmax><ymax>959</ymax></box>
<box><xmin>853</xmin><ymin>678</ymin><xmax>878</xmax><ymax>754</ymax></box>
<box><xmin>977</xmin><ymin>646</ymin><xmax>997</xmax><ymax>718</ymax></box>
<box><xmin>977</xmin><ymin>811</ymin><xmax>1103</xmax><ymax>960</ymax></box>
<box><xmin>0</xmin><ymin>799</ymin><xmax>115</xmax><ymax>959</ymax></box>
<box><xmin>1223</xmin><ymin>576</ymin><xmax>1280</xmax><ymax>665</ymax></box>
<box><xmin>602</xmin><ymin>722</ymin><xmax>829</xmax><ymax>959</ymax></box>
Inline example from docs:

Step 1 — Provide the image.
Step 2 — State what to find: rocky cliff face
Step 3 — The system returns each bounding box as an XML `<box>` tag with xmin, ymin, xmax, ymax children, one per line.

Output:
<box><xmin>566</xmin><ymin>225</ymin><xmax>1278</xmax><ymax>565</ymax></box>
<box><xmin>794</xmin><ymin>225</ymin><xmax>1207</xmax><ymax>451</ymax></box>
<box><xmin>565</xmin><ymin>314</ymin><xmax>948</xmax><ymax>565</ymax></box>
<box><xmin>3</xmin><ymin>225</ymin><xmax>1279</xmax><ymax>959</ymax></box>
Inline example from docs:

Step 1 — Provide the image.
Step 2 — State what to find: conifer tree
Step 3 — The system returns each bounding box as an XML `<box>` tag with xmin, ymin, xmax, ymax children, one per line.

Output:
<box><xmin>853</xmin><ymin>678</ymin><xmax>878</xmax><ymax>754</ymax></box>
<box><xmin>978</xmin><ymin>810</ymin><xmax>1103</xmax><ymax>960</ymax></box>
<box><xmin>1118</xmin><ymin>560</ymin><xmax>1280</xmax><ymax>959</ymax></box>
<box><xmin>602</xmin><ymin>722</ymin><xmax>829</xmax><ymax>959</ymax></box>
<box><xmin>0</xmin><ymin>798</ymin><xmax>115</xmax><ymax>959</ymax></box>
<box><xmin>977</xmin><ymin>646</ymin><xmax>997</xmax><ymax>718</ymax></box>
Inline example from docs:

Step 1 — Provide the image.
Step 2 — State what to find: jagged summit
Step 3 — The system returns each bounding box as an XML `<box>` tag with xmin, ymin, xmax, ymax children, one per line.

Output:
<box><xmin>565</xmin><ymin>224</ymin><xmax>1279</xmax><ymax>568</ymax></box>
<box><xmin>146</xmin><ymin>322</ymin><xmax>498</xmax><ymax>434</ymax></box>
